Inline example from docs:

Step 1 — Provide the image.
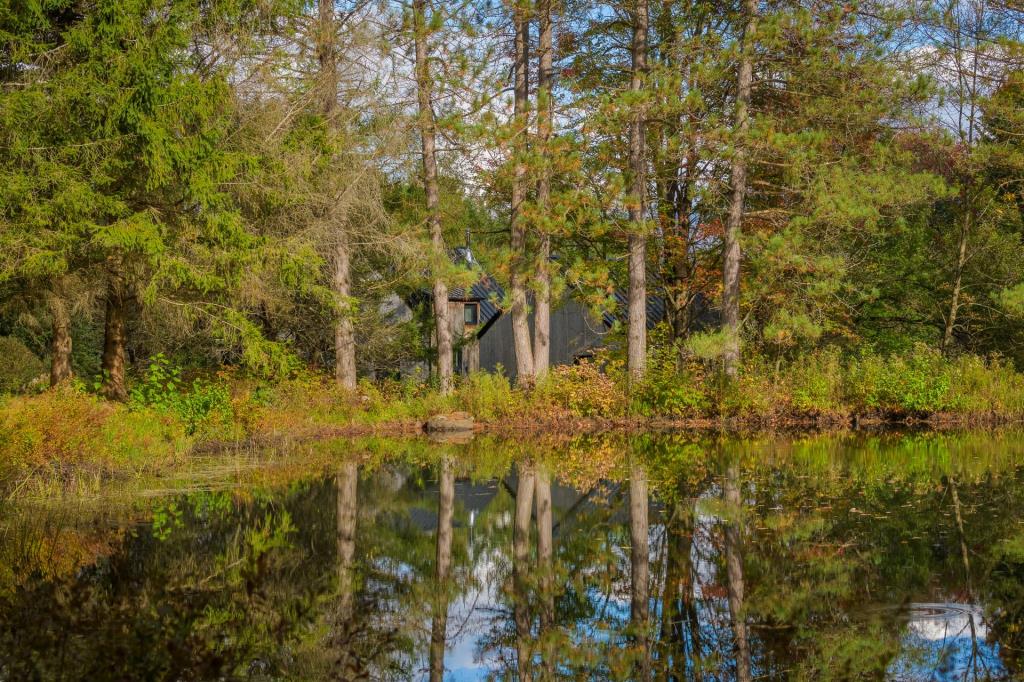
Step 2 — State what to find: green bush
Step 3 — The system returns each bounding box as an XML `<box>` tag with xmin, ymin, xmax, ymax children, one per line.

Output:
<box><xmin>454</xmin><ymin>371</ymin><xmax>523</xmax><ymax>421</ymax></box>
<box><xmin>632</xmin><ymin>361</ymin><xmax>709</xmax><ymax>418</ymax></box>
<box><xmin>947</xmin><ymin>354</ymin><xmax>1024</xmax><ymax>417</ymax></box>
<box><xmin>0</xmin><ymin>336</ymin><xmax>46</xmax><ymax>393</ymax></box>
<box><xmin>846</xmin><ymin>345</ymin><xmax>953</xmax><ymax>413</ymax></box>
<box><xmin>129</xmin><ymin>353</ymin><xmax>182</xmax><ymax>410</ymax></box>
<box><xmin>787</xmin><ymin>349</ymin><xmax>844</xmax><ymax>414</ymax></box>
<box><xmin>717</xmin><ymin>366</ymin><xmax>779</xmax><ymax>418</ymax></box>
<box><xmin>129</xmin><ymin>354</ymin><xmax>231</xmax><ymax>435</ymax></box>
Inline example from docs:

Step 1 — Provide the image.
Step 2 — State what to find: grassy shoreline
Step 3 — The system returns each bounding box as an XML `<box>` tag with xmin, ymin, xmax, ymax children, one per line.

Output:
<box><xmin>5</xmin><ymin>345</ymin><xmax>1024</xmax><ymax>495</ymax></box>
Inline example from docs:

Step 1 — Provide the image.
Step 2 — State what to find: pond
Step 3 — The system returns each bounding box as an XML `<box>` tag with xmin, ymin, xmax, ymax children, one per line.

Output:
<box><xmin>2</xmin><ymin>430</ymin><xmax>1024</xmax><ymax>680</ymax></box>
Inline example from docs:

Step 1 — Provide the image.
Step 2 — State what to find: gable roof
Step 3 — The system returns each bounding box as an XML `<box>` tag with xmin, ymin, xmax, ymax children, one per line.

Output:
<box><xmin>449</xmin><ymin>274</ymin><xmax>505</xmax><ymax>338</ymax></box>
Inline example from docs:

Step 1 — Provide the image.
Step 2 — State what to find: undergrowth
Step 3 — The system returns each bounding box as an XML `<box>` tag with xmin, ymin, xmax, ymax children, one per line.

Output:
<box><xmin>4</xmin><ymin>344</ymin><xmax>1024</xmax><ymax>488</ymax></box>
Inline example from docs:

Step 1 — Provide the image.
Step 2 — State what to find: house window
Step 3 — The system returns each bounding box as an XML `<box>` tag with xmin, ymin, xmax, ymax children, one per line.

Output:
<box><xmin>464</xmin><ymin>303</ymin><xmax>479</xmax><ymax>326</ymax></box>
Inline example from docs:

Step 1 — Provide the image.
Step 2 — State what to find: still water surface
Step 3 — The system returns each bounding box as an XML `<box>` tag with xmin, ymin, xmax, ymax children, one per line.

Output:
<box><xmin>2</xmin><ymin>431</ymin><xmax>1024</xmax><ymax>680</ymax></box>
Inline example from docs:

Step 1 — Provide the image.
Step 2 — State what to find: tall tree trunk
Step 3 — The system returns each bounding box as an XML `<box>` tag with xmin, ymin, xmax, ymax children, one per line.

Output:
<box><xmin>319</xmin><ymin>0</ymin><xmax>357</xmax><ymax>389</ymax></box>
<box><xmin>630</xmin><ymin>463</ymin><xmax>650</xmax><ymax>678</ymax></box>
<box><xmin>101</xmin><ymin>270</ymin><xmax>128</xmax><ymax>401</ymax></box>
<box><xmin>723</xmin><ymin>463</ymin><xmax>751</xmax><ymax>682</ymax></box>
<box><xmin>414</xmin><ymin>0</ymin><xmax>454</xmax><ymax>394</ymax></box>
<box><xmin>48</xmin><ymin>288</ymin><xmax>73</xmax><ymax>387</ymax></box>
<box><xmin>722</xmin><ymin>0</ymin><xmax>756</xmax><ymax>378</ymax></box>
<box><xmin>535</xmin><ymin>466</ymin><xmax>555</xmax><ymax>676</ymax></box>
<box><xmin>429</xmin><ymin>457</ymin><xmax>455</xmax><ymax>682</ymax></box>
<box><xmin>513</xmin><ymin>464</ymin><xmax>536</xmax><ymax>682</ymax></box>
<box><xmin>335</xmin><ymin>460</ymin><xmax>359</xmax><ymax>677</ymax></box>
<box><xmin>627</xmin><ymin>0</ymin><xmax>649</xmax><ymax>385</ymax></box>
<box><xmin>943</xmin><ymin>201</ymin><xmax>971</xmax><ymax>353</ymax></box>
<box><xmin>533</xmin><ymin>0</ymin><xmax>554</xmax><ymax>379</ymax></box>
<box><xmin>510</xmin><ymin>0</ymin><xmax>535</xmax><ymax>386</ymax></box>
<box><xmin>333</xmin><ymin>237</ymin><xmax>357</xmax><ymax>389</ymax></box>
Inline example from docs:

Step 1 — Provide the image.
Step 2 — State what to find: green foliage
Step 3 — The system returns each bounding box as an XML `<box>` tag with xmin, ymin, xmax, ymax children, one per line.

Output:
<box><xmin>846</xmin><ymin>345</ymin><xmax>953</xmax><ymax>413</ymax></box>
<box><xmin>453</xmin><ymin>371</ymin><xmax>524</xmax><ymax>422</ymax></box>
<box><xmin>152</xmin><ymin>501</ymin><xmax>185</xmax><ymax>542</ymax></box>
<box><xmin>0</xmin><ymin>383</ymin><xmax>191</xmax><ymax>479</ymax></box>
<box><xmin>0</xmin><ymin>336</ymin><xmax>45</xmax><ymax>393</ymax></box>
<box><xmin>787</xmin><ymin>349</ymin><xmax>844</xmax><ymax>414</ymax></box>
<box><xmin>632</xmin><ymin>346</ymin><xmax>709</xmax><ymax>418</ymax></box>
<box><xmin>684</xmin><ymin>330</ymin><xmax>734</xmax><ymax>362</ymax></box>
<box><xmin>129</xmin><ymin>354</ymin><xmax>231</xmax><ymax>435</ymax></box>
<box><xmin>129</xmin><ymin>354</ymin><xmax>183</xmax><ymax>411</ymax></box>
<box><xmin>0</xmin><ymin>0</ymin><xmax>1023</xmax><ymax>452</ymax></box>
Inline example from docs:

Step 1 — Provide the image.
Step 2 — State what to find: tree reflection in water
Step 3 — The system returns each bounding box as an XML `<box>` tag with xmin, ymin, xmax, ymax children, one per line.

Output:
<box><xmin>429</xmin><ymin>457</ymin><xmax>455</xmax><ymax>682</ymax></box>
<box><xmin>3</xmin><ymin>431</ymin><xmax>1024</xmax><ymax>680</ymax></box>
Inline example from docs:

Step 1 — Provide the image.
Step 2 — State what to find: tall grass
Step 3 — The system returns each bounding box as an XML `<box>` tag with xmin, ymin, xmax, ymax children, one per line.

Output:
<box><xmin>5</xmin><ymin>346</ymin><xmax>1024</xmax><ymax>489</ymax></box>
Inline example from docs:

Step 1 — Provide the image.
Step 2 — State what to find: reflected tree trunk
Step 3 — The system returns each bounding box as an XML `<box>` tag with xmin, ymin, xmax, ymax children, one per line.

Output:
<box><xmin>514</xmin><ymin>464</ymin><xmax>537</xmax><ymax>682</ymax></box>
<box><xmin>949</xmin><ymin>476</ymin><xmax>973</xmax><ymax>597</ymax></box>
<box><xmin>660</xmin><ymin>490</ymin><xmax>699</xmax><ymax>682</ymax></box>
<box><xmin>335</xmin><ymin>460</ymin><xmax>359</xmax><ymax>678</ymax></box>
<box><xmin>630</xmin><ymin>464</ymin><xmax>651</xmax><ymax>679</ymax></box>
<box><xmin>535</xmin><ymin>467</ymin><xmax>554</xmax><ymax>677</ymax></box>
<box><xmin>429</xmin><ymin>457</ymin><xmax>455</xmax><ymax>682</ymax></box>
<box><xmin>723</xmin><ymin>464</ymin><xmax>751</xmax><ymax>682</ymax></box>
<box><xmin>948</xmin><ymin>475</ymin><xmax>983</xmax><ymax>678</ymax></box>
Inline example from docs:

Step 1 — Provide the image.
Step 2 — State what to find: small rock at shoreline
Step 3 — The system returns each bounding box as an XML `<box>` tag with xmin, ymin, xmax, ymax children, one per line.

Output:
<box><xmin>424</xmin><ymin>412</ymin><xmax>475</xmax><ymax>433</ymax></box>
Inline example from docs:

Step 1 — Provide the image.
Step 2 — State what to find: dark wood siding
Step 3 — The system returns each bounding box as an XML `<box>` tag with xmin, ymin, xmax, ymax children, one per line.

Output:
<box><xmin>478</xmin><ymin>299</ymin><xmax>608</xmax><ymax>380</ymax></box>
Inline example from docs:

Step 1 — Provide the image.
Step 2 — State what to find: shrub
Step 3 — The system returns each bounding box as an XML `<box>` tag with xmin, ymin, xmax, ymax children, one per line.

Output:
<box><xmin>786</xmin><ymin>349</ymin><xmax>844</xmax><ymax>414</ymax></box>
<box><xmin>844</xmin><ymin>351</ymin><xmax>889</xmax><ymax>411</ymax></box>
<box><xmin>541</xmin><ymin>362</ymin><xmax>625</xmax><ymax>418</ymax></box>
<box><xmin>129</xmin><ymin>353</ymin><xmax>182</xmax><ymax>411</ymax></box>
<box><xmin>684</xmin><ymin>329</ymin><xmax>734</xmax><ymax>362</ymax></box>
<box><xmin>717</xmin><ymin>363</ymin><xmax>779</xmax><ymax>418</ymax></box>
<box><xmin>947</xmin><ymin>354</ymin><xmax>1024</xmax><ymax>418</ymax></box>
<box><xmin>632</xmin><ymin>360</ymin><xmax>709</xmax><ymax>418</ymax></box>
<box><xmin>175</xmin><ymin>379</ymin><xmax>232</xmax><ymax>435</ymax></box>
<box><xmin>0</xmin><ymin>336</ymin><xmax>46</xmax><ymax>393</ymax></box>
<box><xmin>129</xmin><ymin>355</ymin><xmax>232</xmax><ymax>435</ymax></box>
<box><xmin>0</xmin><ymin>383</ymin><xmax>189</xmax><ymax>477</ymax></box>
<box><xmin>248</xmin><ymin>371</ymin><xmax>360</xmax><ymax>434</ymax></box>
<box><xmin>454</xmin><ymin>371</ymin><xmax>523</xmax><ymax>421</ymax></box>
<box><xmin>846</xmin><ymin>345</ymin><xmax>953</xmax><ymax>413</ymax></box>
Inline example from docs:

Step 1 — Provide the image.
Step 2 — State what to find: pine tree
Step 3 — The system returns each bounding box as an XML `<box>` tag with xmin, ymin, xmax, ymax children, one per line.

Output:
<box><xmin>533</xmin><ymin>0</ymin><xmax>555</xmax><ymax>379</ymax></box>
<box><xmin>721</xmin><ymin>0</ymin><xmax>756</xmax><ymax>378</ymax></box>
<box><xmin>627</xmin><ymin>0</ymin><xmax>650</xmax><ymax>384</ymax></box>
<box><xmin>509</xmin><ymin>0</ymin><xmax>536</xmax><ymax>386</ymax></box>
<box><xmin>413</xmin><ymin>0</ymin><xmax>454</xmax><ymax>395</ymax></box>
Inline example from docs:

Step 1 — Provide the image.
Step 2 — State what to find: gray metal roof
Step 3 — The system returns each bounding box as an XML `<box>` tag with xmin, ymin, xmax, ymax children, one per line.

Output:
<box><xmin>449</xmin><ymin>274</ymin><xmax>505</xmax><ymax>335</ymax></box>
